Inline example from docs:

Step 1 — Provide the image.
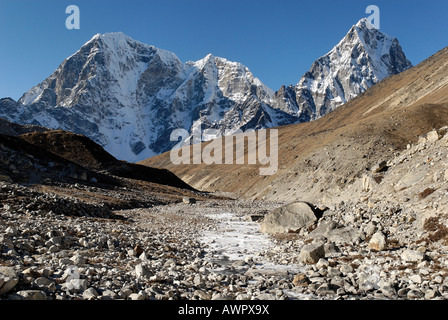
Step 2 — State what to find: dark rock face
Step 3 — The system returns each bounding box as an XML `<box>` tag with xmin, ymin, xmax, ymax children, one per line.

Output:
<box><xmin>0</xmin><ymin>111</ymin><xmax>48</xmax><ymax>136</ymax></box>
<box><xmin>130</xmin><ymin>141</ymin><xmax>146</xmax><ymax>156</ymax></box>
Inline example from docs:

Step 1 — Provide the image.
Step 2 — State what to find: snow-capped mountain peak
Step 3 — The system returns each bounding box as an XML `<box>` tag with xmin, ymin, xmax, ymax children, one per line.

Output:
<box><xmin>1</xmin><ymin>20</ymin><xmax>413</xmax><ymax>162</ymax></box>
<box><xmin>8</xmin><ymin>33</ymin><xmax>287</xmax><ymax>162</ymax></box>
<box><xmin>274</xmin><ymin>18</ymin><xmax>413</xmax><ymax>120</ymax></box>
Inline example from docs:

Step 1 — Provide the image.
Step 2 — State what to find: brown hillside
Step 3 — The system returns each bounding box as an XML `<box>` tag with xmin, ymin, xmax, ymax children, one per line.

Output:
<box><xmin>141</xmin><ymin>47</ymin><xmax>448</xmax><ymax>203</ymax></box>
<box><xmin>20</xmin><ymin>130</ymin><xmax>196</xmax><ymax>191</ymax></box>
<box><xmin>1</xmin><ymin>128</ymin><xmax>217</xmax><ymax>219</ymax></box>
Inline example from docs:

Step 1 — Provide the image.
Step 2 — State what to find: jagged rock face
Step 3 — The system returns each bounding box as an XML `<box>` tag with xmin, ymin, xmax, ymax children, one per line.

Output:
<box><xmin>275</xmin><ymin>18</ymin><xmax>413</xmax><ymax>120</ymax></box>
<box><xmin>4</xmin><ymin>33</ymin><xmax>293</xmax><ymax>162</ymax></box>
<box><xmin>0</xmin><ymin>18</ymin><xmax>412</xmax><ymax>162</ymax></box>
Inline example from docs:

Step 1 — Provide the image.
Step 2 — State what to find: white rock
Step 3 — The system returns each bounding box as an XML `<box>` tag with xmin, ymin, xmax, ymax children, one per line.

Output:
<box><xmin>316</xmin><ymin>258</ymin><xmax>329</xmax><ymax>269</ymax></box>
<box><xmin>425</xmin><ymin>289</ymin><xmax>438</xmax><ymax>299</ymax></box>
<box><xmin>5</xmin><ymin>226</ymin><xmax>18</xmax><ymax>236</ymax></box>
<box><xmin>34</xmin><ymin>277</ymin><xmax>53</xmax><ymax>287</ymax></box>
<box><xmin>410</xmin><ymin>274</ymin><xmax>422</xmax><ymax>284</ymax></box>
<box><xmin>129</xmin><ymin>293</ymin><xmax>146</xmax><ymax>300</ymax></box>
<box><xmin>149</xmin><ymin>275</ymin><xmax>162</xmax><ymax>282</ymax></box>
<box><xmin>434</xmin><ymin>275</ymin><xmax>443</xmax><ymax>284</ymax></box>
<box><xmin>193</xmin><ymin>274</ymin><xmax>205</xmax><ymax>287</ymax></box>
<box><xmin>70</xmin><ymin>254</ymin><xmax>86</xmax><ymax>266</ymax></box>
<box><xmin>139</xmin><ymin>252</ymin><xmax>149</xmax><ymax>261</ymax></box>
<box><xmin>426</xmin><ymin>130</ymin><xmax>439</xmax><ymax>143</ymax></box>
<box><xmin>362</xmin><ymin>175</ymin><xmax>377</xmax><ymax>192</ymax></box>
<box><xmin>401</xmin><ymin>250</ymin><xmax>425</xmax><ymax>263</ymax></box>
<box><xmin>79</xmin><ymin>238</ymin><xmax>89</xmax><ymax>247</ymax></box>
<box><xmin>364</xmin><ymin>222</ymin><xmax>377</xmax><ymax>236</ymax></box>
<box><xmin>260</xmin><ymin>202</ymin><xmax>319</xmax><ymax>235</ymax></box>
<box><xmin>101</xmin><ymin>289</ymin><xmax>118</xmax><ymax>299</ymax></box>
<box><xmin>369</xmin><ymin>232</ymin><xmax>387</xmax><ymax>251</ymax></box>
<box><xmin>339</xmin><ymin>264</ymin><xmax>354</xmax><ymax>275</ymax></box>
<box><xmin>69</xmin><ymin>278</ymin><xmax>88</xmax><ymax>293</ymax></box>
<box><xmin>244</xmin><ymin>256</ymin><xmax>253</xmax><ymax>264</ymax></box>
<box><xmin>135</xmin><ymin>264</ymin><xmax>152</xmax><ymax>279</ymax></box>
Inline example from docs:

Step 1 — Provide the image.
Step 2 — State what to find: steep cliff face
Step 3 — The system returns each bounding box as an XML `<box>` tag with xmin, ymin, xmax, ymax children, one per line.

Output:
<box><xmin>5</xmin><ymin>33</ymin><xmax>293</xmax><ymax>162</ymax></box>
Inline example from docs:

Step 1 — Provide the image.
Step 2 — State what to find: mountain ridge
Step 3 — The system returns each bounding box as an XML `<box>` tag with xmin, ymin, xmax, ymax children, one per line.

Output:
<box><xmin>141</xmin><ymin>46</ymin><xmax>448</xmax><ymax>204</ymax></box>
<box><xmin>273</xmin><ymin>18</ymin><xmax>412</xmax><ymax>121</ymax></box>
<box><xmin>0</xmin><ymin>19</ymin><xmax>412</xmax><ymax>162</ymax></box>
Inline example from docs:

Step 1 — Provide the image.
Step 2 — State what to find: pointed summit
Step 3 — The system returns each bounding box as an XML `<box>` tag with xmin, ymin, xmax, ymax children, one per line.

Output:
<box><xmin>274</xmin><ymin>19</ymin><xmax>413</xmax><ymax>120</ymax></box>
<box><xmin>355</xmin><ymin>17</ymin><xmax>373</xmax><ymax>29</ymax></box>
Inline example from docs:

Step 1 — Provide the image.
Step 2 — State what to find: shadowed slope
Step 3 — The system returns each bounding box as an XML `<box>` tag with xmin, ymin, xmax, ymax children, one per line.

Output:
<box><xmin>20</xmin><ymin>130</ymin><xmax>196</xmax><ymax>191</ymax></box>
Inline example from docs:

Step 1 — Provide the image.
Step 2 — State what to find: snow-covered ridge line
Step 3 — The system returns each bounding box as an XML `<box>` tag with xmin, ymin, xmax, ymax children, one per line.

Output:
<box><xmin>1</xmin><ymin>19</ymin><xmax>412</xmax><ymax>162</ymax></box>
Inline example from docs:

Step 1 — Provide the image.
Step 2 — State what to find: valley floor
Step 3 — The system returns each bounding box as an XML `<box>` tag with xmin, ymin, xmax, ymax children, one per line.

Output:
<box><xmin>2</xmin><ymin>189</ymin><xmax>448</xmax><ymax>301</ymax></box>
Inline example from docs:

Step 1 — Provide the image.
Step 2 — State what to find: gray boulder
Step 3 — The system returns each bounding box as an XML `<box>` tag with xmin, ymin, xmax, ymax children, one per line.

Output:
<box><xmin>307</xmin><ymin>221</ymin><xmax>365</xmax><ymax>245</ymax></box>
<box><xmin>260</xmin><ymin>202</ymin><xmax>319</xmax><ymax>235</ymax></box>
<box><xmin>401</xmin><ymin>249</ymin><xmax>425</xmax><ymax>263</ymax></box>
<box><xmin>0</xmin><ymin>267</ymin><xmax>19</xmax><ymax>296</ymax></box>
<box><xmin>298</xmin><ymin>243</ymin><xmax>326</xmax><ymax>264</ymax></box>
<box><xmin>135</xmin><ymin>263</ymin><xmax>153</xmax><ymax>279</ymax></box>
<box><xmin>426</xmin><ymin>130</ymin><xmax>440</xmax><ymax>143</ymax></box>
<box><xmin>394</xmin><ymin>170</ymin><xmax>427</xmax><ymax>192</ymax></box>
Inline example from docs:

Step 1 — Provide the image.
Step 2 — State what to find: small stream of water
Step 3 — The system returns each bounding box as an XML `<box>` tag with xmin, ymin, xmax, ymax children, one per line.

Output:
<box><xmin>200</xmin><ymin>212</ymin><xmax>310</xmax><ymax>299</ymax></box>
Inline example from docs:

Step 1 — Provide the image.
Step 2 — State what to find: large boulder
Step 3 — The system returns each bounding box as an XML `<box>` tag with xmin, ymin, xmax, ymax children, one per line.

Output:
<box><xmin>260</xmin><ymin>202</ymin><xmax>319</xmax><ymax>235</ymax></box>
<box><xmin>426</xmin><ymin>130</ymin><xmax>440</xmax><ymax>143</ymax></box>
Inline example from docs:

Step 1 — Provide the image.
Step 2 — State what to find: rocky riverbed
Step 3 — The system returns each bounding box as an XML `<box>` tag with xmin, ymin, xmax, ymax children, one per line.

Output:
<box><xmin>2</xmin><ymin>183</ymin><xmax>448</xmax><ymax>301</ymax></box>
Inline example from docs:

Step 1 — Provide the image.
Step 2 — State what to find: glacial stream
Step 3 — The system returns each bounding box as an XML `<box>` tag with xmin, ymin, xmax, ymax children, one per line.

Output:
<box><xmin>200</xmin><ymin>212</ymin><xmax>310</xmax><ymax>300</ymax></box>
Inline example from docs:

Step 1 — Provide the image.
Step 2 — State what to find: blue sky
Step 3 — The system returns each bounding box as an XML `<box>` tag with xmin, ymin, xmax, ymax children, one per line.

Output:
<box><xmin>0</xmin><ymin>0</ymin><xmax>447</xmax><ymax>100</ymax></box>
